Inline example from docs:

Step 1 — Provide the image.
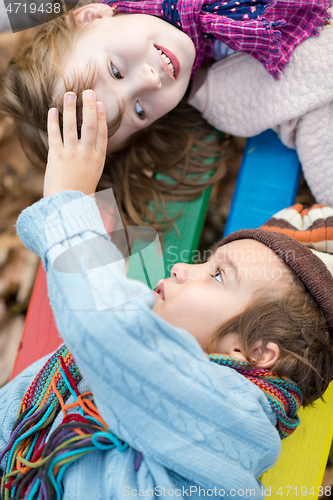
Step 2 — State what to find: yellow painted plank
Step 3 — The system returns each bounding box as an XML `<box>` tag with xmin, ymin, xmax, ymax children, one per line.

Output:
<box><xmin>260</xmin><ymin>382</ymin><xmax>333</xmax><ymax>499</ymax></box>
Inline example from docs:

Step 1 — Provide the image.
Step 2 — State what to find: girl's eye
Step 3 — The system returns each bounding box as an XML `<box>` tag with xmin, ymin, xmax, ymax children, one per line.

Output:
<box><xmin>109</xmin><ymin>62</ymin><xmax>123</xmax><ymax>80</ymax></box>
<box><xmin>135</xmin><ymin>102</ymin><xmax>145</xmax><ymax>120</ymax></box>
<box><xmin>212</xmin><ymin>269</ymin><xmax>223</xmax><ymax>284</ymax></box>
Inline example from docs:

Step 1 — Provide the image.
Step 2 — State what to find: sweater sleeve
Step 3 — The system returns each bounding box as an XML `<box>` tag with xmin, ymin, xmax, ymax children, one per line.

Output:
<box><xmin>16</xmin><ymin>191</ymin><xmax>280</xmax><ymax>495</ymax></box>
<box><xmin>293</xmin><ymin>103</ymin><xmax>333</xmax><ymax>206</ymax></box>
<box><xmin>188</xmin><ymin>27</ymin><xmax>333</xmax><ymax>205</ymax></box>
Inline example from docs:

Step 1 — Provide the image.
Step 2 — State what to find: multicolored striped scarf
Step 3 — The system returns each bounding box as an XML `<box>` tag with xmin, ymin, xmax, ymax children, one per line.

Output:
<box><xmin>208</xmin><ymin>354</ymin><xmax>302</xmax><ymax>439</ymax></box>
<box><xmin>105</xmin><ymin>0</ymin><xmax>332</xmax><ymax>78</ymax></box>
<box><xmin>0</xmin><ymin>346</ymin><xmax>302</xmax><ymax>499</ymax></box>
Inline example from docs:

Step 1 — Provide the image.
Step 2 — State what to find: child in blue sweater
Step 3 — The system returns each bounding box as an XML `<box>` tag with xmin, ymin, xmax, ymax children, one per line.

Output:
<box><xmin>0</xmin><ymin>92</ymin><xmax>333</xmax><ymax>500</ymax></box>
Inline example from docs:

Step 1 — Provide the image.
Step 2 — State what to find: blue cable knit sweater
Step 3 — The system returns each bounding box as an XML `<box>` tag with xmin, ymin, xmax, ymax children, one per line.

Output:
<box><xmin>0</xmin><ymin>191</ymin><xmax>280</xmax><ymax>499</ymax></box>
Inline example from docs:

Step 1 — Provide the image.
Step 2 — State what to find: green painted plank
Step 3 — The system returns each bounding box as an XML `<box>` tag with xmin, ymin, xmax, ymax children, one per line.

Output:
<box><xmin>127</xmin><ymin>179</ymin><xmax>212</xmax><ymax>285</ymax></box>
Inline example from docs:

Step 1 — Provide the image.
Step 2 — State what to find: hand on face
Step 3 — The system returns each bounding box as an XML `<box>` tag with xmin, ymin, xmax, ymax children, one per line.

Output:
<box><xmin>44</xmin><ymin>91</ymin><xmax>108</xmax><ymax>198</ymax></box>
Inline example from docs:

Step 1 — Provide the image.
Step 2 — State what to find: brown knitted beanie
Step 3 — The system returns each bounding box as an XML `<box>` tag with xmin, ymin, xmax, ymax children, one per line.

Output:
<box><xmin>217</xmin><ymin>204</ymin><xmax>333</xmax><ymax>336</ymax></box>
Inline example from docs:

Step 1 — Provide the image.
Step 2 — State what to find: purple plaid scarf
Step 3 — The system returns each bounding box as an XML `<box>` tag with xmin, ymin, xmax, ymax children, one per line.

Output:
<box><xmin>104</xmin><ymin>0</ymin><xmax>332</xmax><ymax>78</ymax></box>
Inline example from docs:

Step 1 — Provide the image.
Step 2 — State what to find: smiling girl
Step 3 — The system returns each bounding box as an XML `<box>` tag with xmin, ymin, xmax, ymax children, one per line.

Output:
<box><xmin>0</xmin><ymin>2</ymin><xmax>227</xmax><ymax>234</ymax></box>
<box><xmin>0</xmin><ymin>0</ymin><xmax>331</xmax><ymax>231</ymax></box>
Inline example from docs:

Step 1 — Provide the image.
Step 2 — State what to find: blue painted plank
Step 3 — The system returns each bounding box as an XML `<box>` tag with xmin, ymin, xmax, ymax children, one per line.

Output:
<box><xmin>224</xmin><ymin>130</ymin><xmax>302</xmax><ymax>236</ymax></box>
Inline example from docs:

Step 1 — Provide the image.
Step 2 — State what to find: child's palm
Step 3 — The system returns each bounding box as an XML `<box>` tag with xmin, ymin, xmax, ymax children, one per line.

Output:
<box><xmin>44</xmin><ymin>90</ymin><xmax>108</xmax><ymax>198</ymax></box>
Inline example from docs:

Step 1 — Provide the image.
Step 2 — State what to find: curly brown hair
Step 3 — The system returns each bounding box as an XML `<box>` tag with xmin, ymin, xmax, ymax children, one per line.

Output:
<box><xmin>208</xmin><ymin>274</ymin><xmax>333</xmax><ymax>407</ymax></box>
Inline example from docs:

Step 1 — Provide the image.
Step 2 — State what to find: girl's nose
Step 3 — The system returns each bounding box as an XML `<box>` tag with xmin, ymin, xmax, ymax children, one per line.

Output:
<box><xmin>140</xmin><ymin>64</ymin><xmax>162</xmax><ymax>91</ymax></box>
<box><xmin>170</xmin><ymin>263</ymin><xmax>192</xmax><ymax>284</ymax></box>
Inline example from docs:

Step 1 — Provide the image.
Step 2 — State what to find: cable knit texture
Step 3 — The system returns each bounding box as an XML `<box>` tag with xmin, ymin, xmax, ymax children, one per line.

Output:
<box><xmin>0</xmin><ymin>191</ymin><xmax>280</xmax><ymax>499</ymax></box>
<box><xmin>188</xmin><ymin>26</ymin><xmax>333</xmax><ymax>206</ymax></box>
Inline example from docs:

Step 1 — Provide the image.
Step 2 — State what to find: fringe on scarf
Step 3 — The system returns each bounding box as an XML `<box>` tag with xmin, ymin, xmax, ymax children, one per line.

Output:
<box><xmin>0</xmin><ymin>346</ymin><xmax>128</xmax><ymax>500</ymax></box>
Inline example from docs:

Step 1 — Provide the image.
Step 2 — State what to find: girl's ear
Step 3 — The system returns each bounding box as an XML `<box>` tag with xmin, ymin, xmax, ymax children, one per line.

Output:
<box><xmin>250</xmin><ymin>341</ymin><xmax>279</xmax><ymax>369</ymax></box>
<box><xmin>72</xmin><ymin>4</ymin><xmax>115</xmax><ymax>25</ymax></box>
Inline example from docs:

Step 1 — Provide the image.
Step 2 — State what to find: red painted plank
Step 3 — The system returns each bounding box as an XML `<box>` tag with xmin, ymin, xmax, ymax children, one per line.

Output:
<box><xmin>10</xmin><ymin>262</ymin><xmax>61</xmax><ymax>379</ymax></box>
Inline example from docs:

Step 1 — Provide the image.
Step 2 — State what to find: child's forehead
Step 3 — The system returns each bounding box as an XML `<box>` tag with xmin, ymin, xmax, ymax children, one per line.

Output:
<box><xmin>210</xmin><ymin>239</ymin><xmax>292</xmax><ymax>292</ymax></box>
<box><xmin>212</xmin><ymin>239</ymin><xmax>282</xmax><ymax>265</ymax></box>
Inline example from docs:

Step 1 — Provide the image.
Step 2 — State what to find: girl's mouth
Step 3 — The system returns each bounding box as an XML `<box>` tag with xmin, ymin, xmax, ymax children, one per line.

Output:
<box><xmin>152</xmin><ymin>289</ymin><xmax>164</xmax><ymax>300</ymax></box>
<box><xmin>155</xmin><ymin>46</ymin><xmax>180</xmax><ymax>79</ymax></box>
<box><xmin>153</xmin><ymin>281</ymin><xmax>165</xmax><ymax>300</ymax></box>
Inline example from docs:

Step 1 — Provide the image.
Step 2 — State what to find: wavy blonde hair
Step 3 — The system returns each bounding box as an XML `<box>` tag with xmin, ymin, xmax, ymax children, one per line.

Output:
<box><xmin>0</xmin><ymin>11</ymin><xmax>229</xmax><ymax>232</ymax></box>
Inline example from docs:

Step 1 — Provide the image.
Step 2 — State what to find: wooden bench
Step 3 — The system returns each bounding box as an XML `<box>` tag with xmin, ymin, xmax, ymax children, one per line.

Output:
<box><xmin>10</xmin><ymin>129</ymin><xmax>333</xmax><ymax>499</ymax></box>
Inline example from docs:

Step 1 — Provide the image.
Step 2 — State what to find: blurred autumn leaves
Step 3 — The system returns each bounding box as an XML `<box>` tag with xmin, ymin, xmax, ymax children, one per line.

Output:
<box><xmin>0</xmin><ymin>29</ymin><xmax>43</xmax><ymax>385</ymax></box>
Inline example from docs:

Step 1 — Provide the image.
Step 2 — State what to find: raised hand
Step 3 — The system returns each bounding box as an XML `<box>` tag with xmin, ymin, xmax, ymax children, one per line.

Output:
<box><xmin>43</xmin><ymin>90</ymin><xmax>108</xmax><ymax>198</ymax></box>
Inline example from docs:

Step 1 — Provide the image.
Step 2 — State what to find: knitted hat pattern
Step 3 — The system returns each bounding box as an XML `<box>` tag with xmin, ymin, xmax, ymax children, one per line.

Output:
<box><xmin>218</xmin><ymin>204</ymin><xmax>333</xmax><ymax>336</ymax></box>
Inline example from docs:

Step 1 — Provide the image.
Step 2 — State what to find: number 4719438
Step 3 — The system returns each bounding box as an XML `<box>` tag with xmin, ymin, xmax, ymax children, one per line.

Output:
<box><xmin>276</xmin><ymin>486</ymin><xmax>331</xmax><ymax>496</ymax></box>
<box><xmin>5</xmin><ymin>3</ymin><xmax>61</xmax><ymax>14</ymax></box>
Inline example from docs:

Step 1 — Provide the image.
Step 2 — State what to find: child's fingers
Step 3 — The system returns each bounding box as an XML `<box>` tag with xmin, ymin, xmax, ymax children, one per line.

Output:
<box><xmin>47</xmin><ymin>108</ymin><xmax>62</xmax><ymax>149</ymax></box>
<box><xmin>81</xmin><ymin>90</ymin><xmax>98</xmax><ymax>147</ymax></box>
<box><xmin>96</xmin><ymin>101</ymin><xmax>108</xmax><ymax>156</ymax></box>
<box><xmin>63</xmin><ymin>92</ymin><xmax>78</xmax><ymax>147</ymax></box>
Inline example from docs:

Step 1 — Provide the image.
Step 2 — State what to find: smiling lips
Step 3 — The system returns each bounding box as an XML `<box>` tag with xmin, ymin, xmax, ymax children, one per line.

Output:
<box><xmin>155</xmin><ymin>45</ymin><xmax>180</xmax><ymax>79</ymax></box>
